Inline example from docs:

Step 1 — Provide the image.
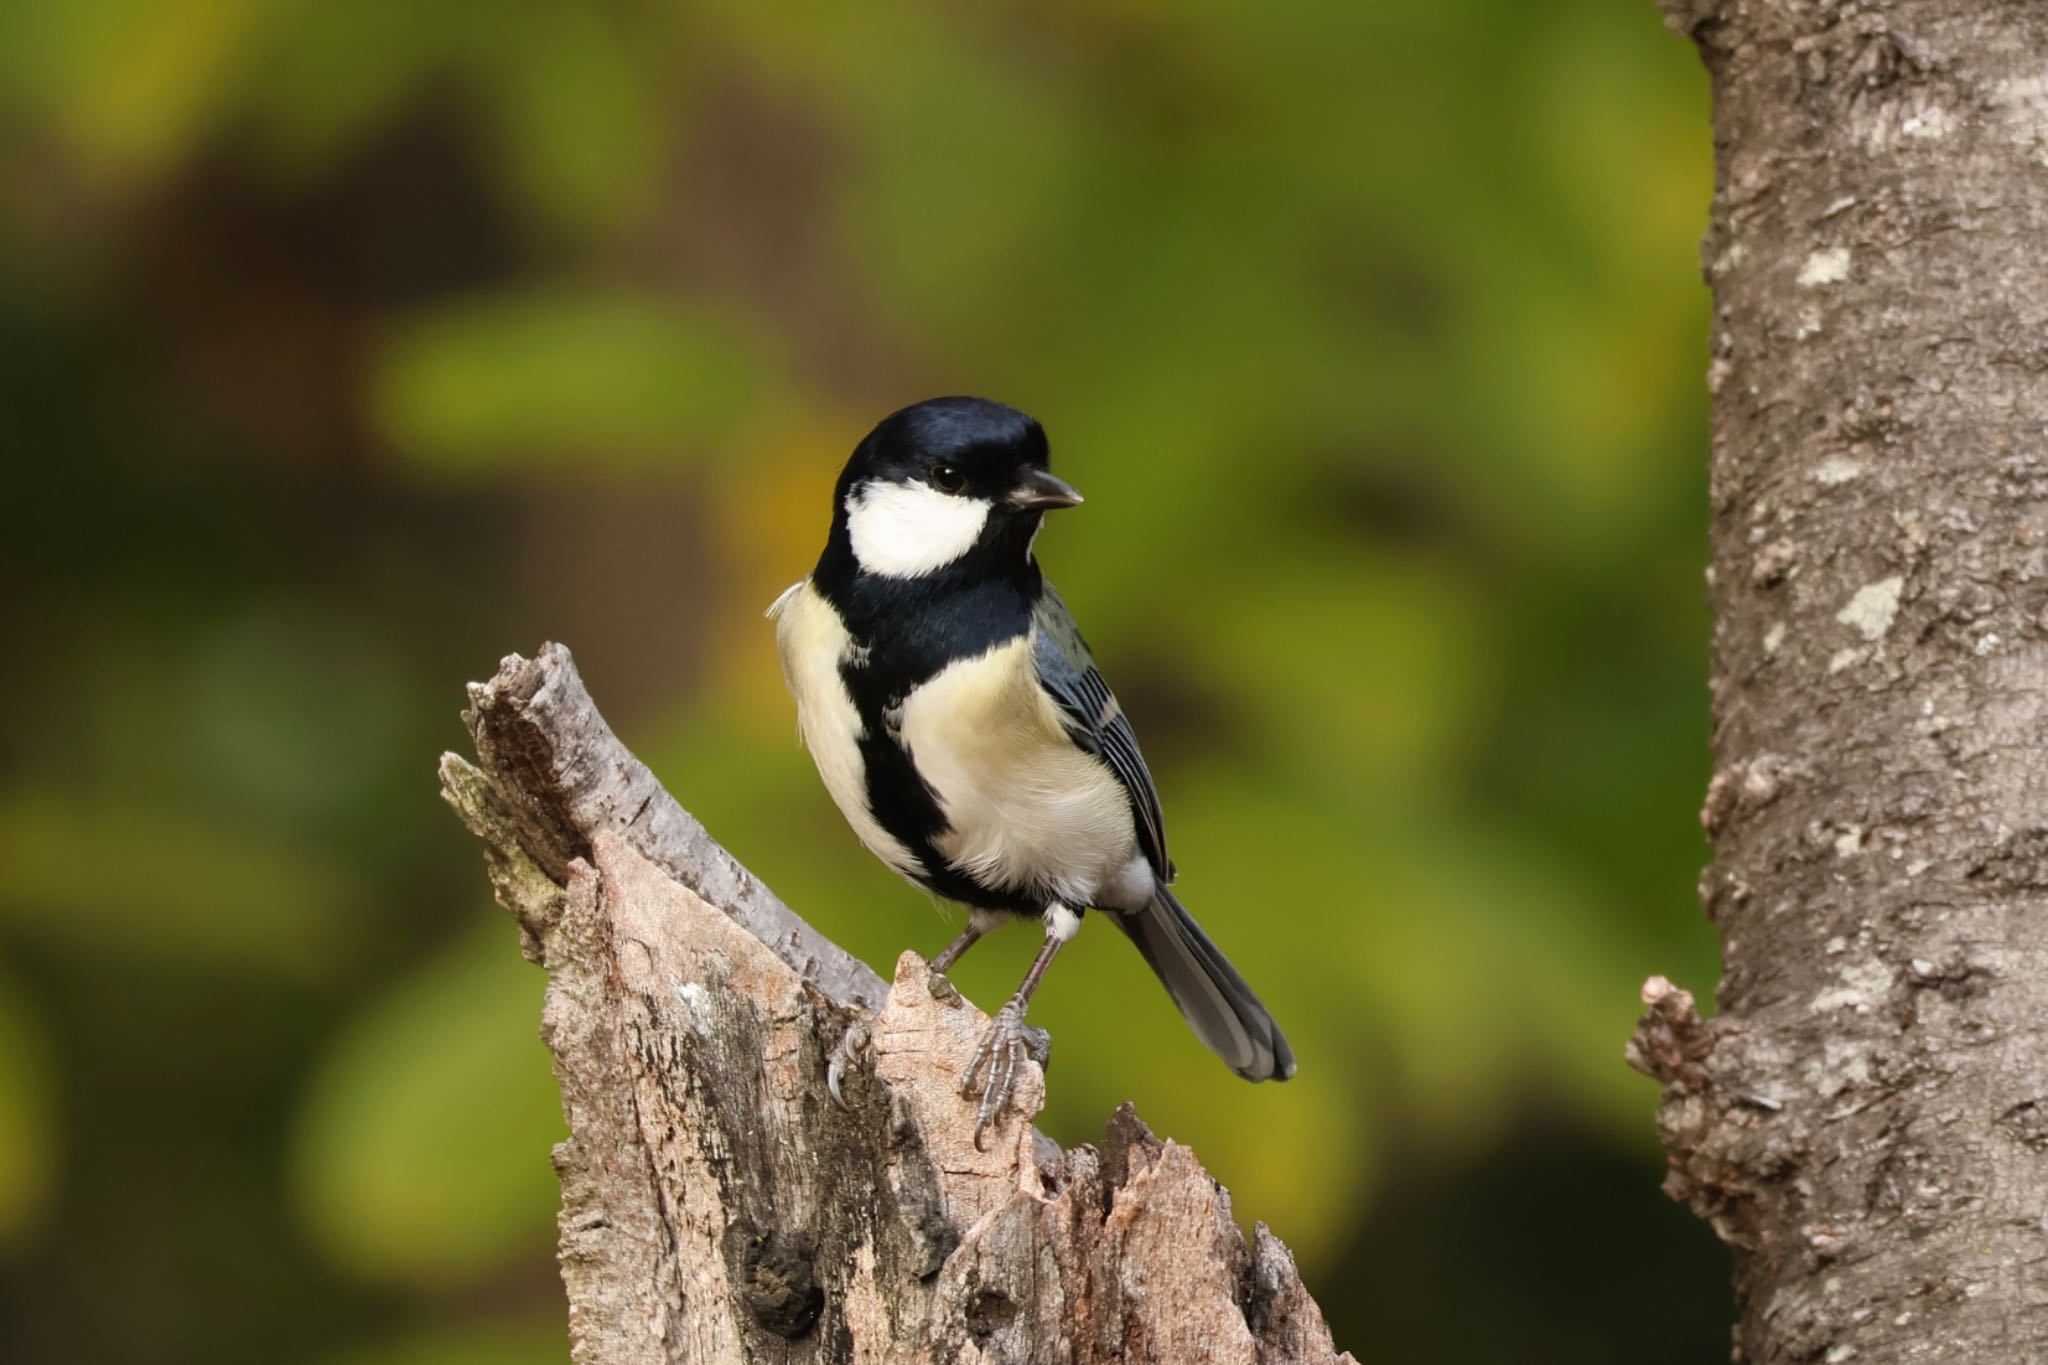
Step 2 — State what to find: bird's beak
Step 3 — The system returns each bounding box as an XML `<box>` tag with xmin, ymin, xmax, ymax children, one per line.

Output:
<box><xmin>1007</xmin><ymin>468</ymin><xmax>1084</xmax><ymax>510</ymax></box>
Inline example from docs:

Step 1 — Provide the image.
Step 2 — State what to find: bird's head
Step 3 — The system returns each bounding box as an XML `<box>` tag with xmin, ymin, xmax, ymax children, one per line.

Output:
<box><xmin>829</xmin><ymin>396</ymin><xmax>1082</xmax><ymax>580</ymax></box>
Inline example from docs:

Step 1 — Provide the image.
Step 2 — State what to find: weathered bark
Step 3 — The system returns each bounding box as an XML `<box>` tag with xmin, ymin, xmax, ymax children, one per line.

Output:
<box><xmin>440</xmin><ymin>644</ymin><xmax>1351</xmax><ymax>1364</ymax></box>
<box><xmin>1633</xmin><ymin>4</ymin><xmax>2048</xmax><ymax>1361</ymax></box>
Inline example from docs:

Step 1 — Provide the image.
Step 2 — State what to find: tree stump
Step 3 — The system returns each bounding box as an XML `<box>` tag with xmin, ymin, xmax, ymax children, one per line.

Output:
<box><xmin>441</xmin><ymin>644</ymin><xmax>1351</xmax><ymax>1364</ymax></box>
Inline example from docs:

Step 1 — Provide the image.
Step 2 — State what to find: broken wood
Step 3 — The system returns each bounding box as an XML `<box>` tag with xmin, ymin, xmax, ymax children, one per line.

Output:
<box><xmin>440</xmin><ymin>643</ymin><xmax>1352</xmax><ymax>1363</ymax></box>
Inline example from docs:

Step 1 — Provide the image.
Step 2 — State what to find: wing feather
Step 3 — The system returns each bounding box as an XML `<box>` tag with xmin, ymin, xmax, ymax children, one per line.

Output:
<box><xmin>1031</xmin><ymin>586</ymin><xmax>1174</xmax><ymax>881</ymax></box>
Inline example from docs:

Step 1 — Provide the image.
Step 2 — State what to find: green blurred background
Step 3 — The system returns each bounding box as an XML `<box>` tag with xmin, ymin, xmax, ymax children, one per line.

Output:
<box><xmin>0</xmin><ymin>0</ymin><xmax>1725</xmax><ymax>1359</ymax></box>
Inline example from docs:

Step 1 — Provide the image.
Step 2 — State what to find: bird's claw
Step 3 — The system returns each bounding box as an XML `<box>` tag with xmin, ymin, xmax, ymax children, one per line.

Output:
<box><xmin>926</xmin><ymin>970</ymin><xmax>961</xmax><ymax>1005</ymax></box>
<box><xmin>827</xmin><ymin>1017</ymin><xmax>873</xmax><ymax>1109</ymax></box>
<box><xmin>960</xmin><ymin>1001</ymin><xmax>1052</xmax><ymax>1149</ymax></box>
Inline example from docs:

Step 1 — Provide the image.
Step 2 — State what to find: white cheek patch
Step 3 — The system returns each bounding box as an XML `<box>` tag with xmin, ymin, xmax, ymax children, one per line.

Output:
<box><xmin>846</xmin><ymin>480</ymin><xmax>991</xmax><ymax>578</ymax></box>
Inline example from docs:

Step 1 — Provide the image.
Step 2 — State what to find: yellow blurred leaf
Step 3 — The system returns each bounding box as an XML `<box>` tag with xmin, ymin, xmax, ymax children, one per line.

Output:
<box><xmin>9</xmin><ymin>0</ymin><xmax>274</xmax><ymax>181</ymax></box>
<box><xmin>292</xmin><ymin>922</ymin><xmax>560</xmax><ymax>1285</ymax></box>
<box><xmin>373</xmin><ymin>290</ymin><xmax>775</xmax><ymax>474</ymax></box>
<box><xmin>0</xmin><ymin>789</ymin><xmax>356</xmax><ymax>979</ymax></box>
<box><xmin>0</xmin><ymin>971</ymin><xmax>57</xmax><ymax>1250</ymax></box>
<box><xmin>470</xmin><ymin>5</ymin><xmax>664</xmax><ymax>234</ymax></box>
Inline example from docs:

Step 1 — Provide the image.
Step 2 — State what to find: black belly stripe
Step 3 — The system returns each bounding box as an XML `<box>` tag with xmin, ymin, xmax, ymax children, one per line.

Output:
<box><xmin>820</xmin><ymin>566</ymin><xmax>1046</xmax><ymax>916</ymax></box>
<box><xmin>851</xmin><ymin>730</ymin><xmax>1036</xmax><ymax>913</ymax></box>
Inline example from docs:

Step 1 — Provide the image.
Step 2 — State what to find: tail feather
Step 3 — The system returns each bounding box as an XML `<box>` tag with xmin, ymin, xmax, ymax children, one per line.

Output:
<box><xmin>1114</xmin><ymin>888</ymin><xmax>1296</xmax><ymax>1082</ymax></box>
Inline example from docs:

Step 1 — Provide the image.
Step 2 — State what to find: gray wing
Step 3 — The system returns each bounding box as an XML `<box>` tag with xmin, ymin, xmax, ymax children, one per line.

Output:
<box><xmin>1032</xmin><ymin>585</ymin><xmax>1174</xmax><ymax>882</ymax></box>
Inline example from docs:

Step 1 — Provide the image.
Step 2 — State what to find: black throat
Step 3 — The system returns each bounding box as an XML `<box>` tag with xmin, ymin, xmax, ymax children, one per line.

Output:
<box><xmin>810</xmin><ymin>503</ymin><xmax>1045</xmax><ymax>685</ymax></box>
<box><xmin>807</xmin><ymin>502</ymin><xmax>1048</xmax><ymax>915</ymax></box>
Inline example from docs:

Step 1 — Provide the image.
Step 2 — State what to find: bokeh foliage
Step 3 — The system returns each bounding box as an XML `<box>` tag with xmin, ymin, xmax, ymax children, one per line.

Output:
<box><xmin>0</xmin><ymin>0</ymin><xmax>1724</xmax><ymax>1360</ymax></box>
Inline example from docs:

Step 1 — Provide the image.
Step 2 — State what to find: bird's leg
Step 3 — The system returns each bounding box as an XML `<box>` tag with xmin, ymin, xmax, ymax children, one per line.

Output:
<box><xmin>834</xmin><ymin>911</ymin><xmax>1006</xmax><ymax>1107</ymax></box>
<box><xmin>926</xmin><ymin>908</ymin><xmax>1001</xmax><ymax>1003</ymax></box>
<box><xmin>928</xmin><ymin>923</ymin><xmax>983</xmax><ymax>975</ymax></box>
<box><xmin>961</xmin><ymin>904</ymin><xmax>1077</xmax><ymax>1149</ymax></box>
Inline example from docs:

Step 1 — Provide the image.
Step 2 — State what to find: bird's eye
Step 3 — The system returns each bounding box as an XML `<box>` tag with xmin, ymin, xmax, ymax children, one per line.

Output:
<box><xmin>929</xmin><ymin>463</ymin><xmax>966</xmax><ymax>494</ymax></box>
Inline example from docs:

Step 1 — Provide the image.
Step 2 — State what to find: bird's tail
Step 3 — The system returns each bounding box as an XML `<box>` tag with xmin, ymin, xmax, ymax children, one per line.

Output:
<box><xmin>1114</xmin><ymin>887</ymin><xmax>1296</xmax><ymax>1082</ymax></box>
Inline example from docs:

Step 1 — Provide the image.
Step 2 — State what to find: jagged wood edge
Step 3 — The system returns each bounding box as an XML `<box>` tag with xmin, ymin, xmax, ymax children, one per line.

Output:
<box><xmin>438</xmin><ymin>642</ymin><xmax>1354</xmax><ymax>1362</ymax></box>
<box><xmin>441</xmin><ymin>641</ymin><xmax>886</xmax><ymax>1014</ymax></box>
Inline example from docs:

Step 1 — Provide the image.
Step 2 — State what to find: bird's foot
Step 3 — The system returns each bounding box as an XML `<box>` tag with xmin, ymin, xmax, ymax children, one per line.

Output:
<box><xmin>826</xmin><ymin>1016</ymin><xmax>873</xmax><ymax>1109</ymax></box>
<box><xmin>926</xmin><ymin>969</ymin><xmax>962</xmax><ymax>1005</ymax></box>
<box><xmin>960</xmin><ymin>1000</ymin><xmax>1052</xmax><ymax>1150</ymax></box>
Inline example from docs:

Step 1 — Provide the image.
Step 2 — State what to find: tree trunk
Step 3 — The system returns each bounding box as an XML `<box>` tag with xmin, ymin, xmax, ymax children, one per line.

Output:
<box><xmin>1632</xmin><ymin>3</ymin><xmax>2048</xmax><ymax>1361</ymax></box>
<box><xmin>440</xmin><ymin>645</ymin><xmax>1352</xmax><ymax>1364</ymax></box>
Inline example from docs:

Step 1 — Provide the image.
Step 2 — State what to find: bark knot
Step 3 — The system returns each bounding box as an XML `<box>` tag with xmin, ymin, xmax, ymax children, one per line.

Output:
<box><xmin>1626</xmin><ymin>976</ymin><xmax>1727</xmax><ymax>1093</ymax></box>
<box><xmin>740</xmin><ymin>1233</ymin><xmax>825</xmax><ymax>1340</ymax></box>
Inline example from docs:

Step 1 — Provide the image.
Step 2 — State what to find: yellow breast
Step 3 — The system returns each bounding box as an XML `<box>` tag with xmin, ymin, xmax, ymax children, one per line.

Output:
<box><xmin>898</xmin><ymin>632</ymin><xmax>1137</xmax><ymax>904</ymax></box>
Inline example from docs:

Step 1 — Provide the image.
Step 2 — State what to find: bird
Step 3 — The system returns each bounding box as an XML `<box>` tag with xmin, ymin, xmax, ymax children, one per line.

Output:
<box><xmin>769</xmin><ymin>396</ymin><xmax>1294</xmax><ymax>1143</ymax></box>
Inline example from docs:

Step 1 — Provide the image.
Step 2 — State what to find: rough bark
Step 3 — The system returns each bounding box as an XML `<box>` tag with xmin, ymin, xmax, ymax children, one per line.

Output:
<box><xmin>440</xmin><ymin>644</ymin><xmax>1351</xmax><ymax>1364</ymax></box>
<box><xmin>1632</xmin><ymin>4</ymin><xmax>2048</xmax><ymax>1361</ymax></box>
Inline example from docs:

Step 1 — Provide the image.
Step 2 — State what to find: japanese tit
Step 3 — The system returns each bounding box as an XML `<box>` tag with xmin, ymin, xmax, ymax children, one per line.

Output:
<box><xmin>771</xmin><ymin>396</ymin><xmax>1294</xmax><ymax>1139</ymax></box>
